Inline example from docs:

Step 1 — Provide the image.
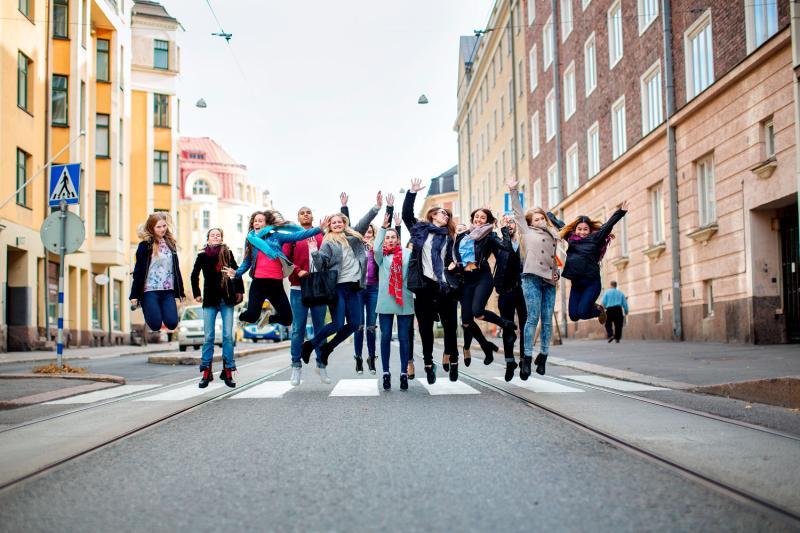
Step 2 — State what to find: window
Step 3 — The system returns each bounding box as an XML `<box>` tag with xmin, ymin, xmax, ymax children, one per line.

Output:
<box><xmin>611</xmin><ymin>96</ymin><xmax>626</xmax><ymax>160</ymax></box>
<box><xmin>587</xmin><ymin>122</ymin><xmax>600</xmax><ymax>178</ymax></box>
<box><xmin>52</xmin><ymin>75</ymin><xmax>69</xmax><ymax>126</ymax></box>
<box><xmin>97</xmin><ymin>39</ymin><xmax>110</xmax><ymax>82</ymax></box>
<box><xmin>641</xmin><ymin>61</ymin><xmax>663</xmax><ymax>135</ymax></box>
<box><xmin>548</xmin><ymin>164</ymin><xmax>561</xmax><ymax>207</ymax></box>
<box><xmin>561</xmin><ymin>0</ymin><xmax>573</xmax><ymax>41</ymax></box>
<box><xmin>80</xmin><ymin>81</ymin><xmax>86</xmax><ymax>131</ymax></box>
<box><xmin>704</xmin><ymin>280</ymin><xmax>714</xmax><ymax>317</ymax></box>
<box><xmin>655</xmin><ymin>290</ymin><xmax>663</xmax><ymax>323</ymax></box>
<box><xmin>566</xmin><ymin>144</ymin><xmax>579</xmax><ymax>193</ymax></box>
<box><xmin>202</xmin><ymin>210</ymin><xmax>210</xmax><ymax>230</ymax></box>
<box><xmin>638</xmin><ymin>0</ymin><xmax>658</xmax><ymax>34</ymax></box>
<box><xmin>563</xmin><ymin>61</ymin><xmax>576</xmax><ymax>120</ymax></box>
<box><xmin>113</xmin><ymin>280</ymin><xmax>122</xmax><ymax>330</ymax></box>
<box><xmin>154</xmin><ymin>93</ymin><xmax>169</xmax><ymax>127</ymax></box>
<box><xmin>747</xmin><ymin>0</ymin><xmax>778</xmax><ymax>51</ymax></box>
<box><xmin>620</xmin><ymin>216</ymin><xmax>629</xmax><ymax>256</ymax></box>
<box><xmin>584</xmin><ymin>33</ymin><xmax>597</xmax><ymax>96</ymax></box>
<box><xmin>498</xmin><ymin>44</ymin><xmax>503</xmax><ymax>72</ymax></box>
<box><xmin>237</xmin><ymin>215</ymin><xmax>244</xmax><ymax>233</ymax></box>
<box><xmin>764</xmin><ymin>119</ymin><xmax>776</xmax><ymax>158</ymax></box>
<box><xmin>154</xmin><ymin>40</ymin><xmax>169</xmax><ymax>69</ymax></box>
<box><xmin>508</xmin><ymin>79</ymin><xmax>513</xmax><ymax>115</ymax></box>
<box><xmin>545</xmin><ymin>89</ymin><xmax>556</xmax><ymax>141</ymax></box>
<box><xmin>543</xmin><ymin>16</ymin><xmax>553</xmax><ymax>70</ymax></box>
<box><xmin>533</xmin><ymin>178</ymin><xmax>542</xmax><ymax>208</ymax></box>
<box><xmin>685</xmin><ymin>10</ymin><xmax>714</xmax><ymax>99</ymax></box>
<box><xmin>96</xmin><ymin>113</ymin><xmax>110</xmax><ymax>157</ymax></box>
<box><xmin>80</xmin><ymin>0</ymin><xmax>87</xmax><ymax>47</ymax></box>
<box><xmin>582</xmin><ymin>0</ymin><xmax>592</xmax><ymax>8</ymax></box>
<box><xmin>16</xmin><ymin>148</ymin><xmax>30</xmax><ymax>207</ymax></box>
<box><xmin>19</xmin><ymin>0</ymin><xmax>31</xmax><ymax>18</ymax></box>
<box><xmin>608</xmin><ymin>1</ymin><xmax>623</xmax><ymax>68</ymax></box>
<box><xmin>95</xmin><ymin>191</ymin><xmax>110</xmax><ymax>235</ymax></box>
<box><xmin>193</xmin><ymin>179</ymin><xmax>210</xmax><ymax>195</ymax></box>
<box><xmin>531</xmin><ymin>112</ymin><xmax>540</xmax><ymax>158</ymax></box>
<box><xmin>500</xmin><ymin>97</ymin><xmax>505</xmax><ymax>126</ymax></box>
<box><xmin>54</xmin><ymin>0</ymin><xmax>68</xmax><ymax>38</ymax></box>
<box><xmin>697</xmin><ymin>156</ymin><xmax>716</xmax><ymax>226</ymax></box>
<box><xmin>529</xmin><ymin>45</ymin><xmax>538</xmax><ymax>92</ymax></box>
<box><xmin>493</xmin><ymin>110</ymin><xmax>498</xmax><ymax>139</ymax></box>
<box><xmin>510</xmin><ymin>138</ymin><xmax>516</xmax><ymax>168</ymax></box>
<box><xmin>519</xmin><ymin>121</ymin><xmax>526</xmax><ymax>159</ymax></box>
<box><xmin>118</xmin><ymin>193</ymin><xmax>124</xmax><ymax>238</ymax></box>
<box><xmin>518</xmin><ymin>59</ymin><xmax>524</xmax><ymax>95</ymax></box>
<box><xmin>92</xmin><ymin>283</ymin><xmax>103</xmax><ymax>329</ymax></box>
<box><xmin>119</xmin><ymin>119</ymin><xmax>124</xmax><ymax>165</ymax></box>
<box><xmin>650</xmin><ymin>184</ymin><xmax>665</xmax><ymax>244</ymax></box>
<box><xmin>17</xmin><ymin>52</ymin><xmax>31</xmax><ymax>112</ymax></box>
<box><xmin>528</xmin><ymin>0</ymin><xmax>535</xmax><ymax>25</ymax></box>
<box><xmin>491</xmin><ymin>58</ymin><xmax>496</xmax><ymax>87</ymax></box>
<box><xmin>120</xmin><ymin>45</ymin><xmax>125</xmax><ymax>89</ymax></box>
<box><xmin>154</xmin><ymin>151</ymin><xmax>169</xmax><ymax>184</ymax></box>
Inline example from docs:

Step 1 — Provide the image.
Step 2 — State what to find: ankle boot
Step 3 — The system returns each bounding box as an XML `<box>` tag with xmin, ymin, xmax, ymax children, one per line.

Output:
<box><xmin>534</xmin><ymin>353</ymin><xmax>548</xmax><ymax>376</ymax></box>
<box><xmin>519</xmin><ymin>356</ymin><xmax>533</xmax><ymax>381</ymax></box>
<box><xmin>199</xmin><ymin>366</ymin><xmax>213</xmax><ymax>388</ymax></box>
<box><xmin>504</xmin><ymin>360</ymin><xmax>518</xmax><ymax>382</ymax></box>
<box><xmin>220</xmin><ymin>367</ymin><xmax>236</xmax><ymax>388</ymax></box>
<box><xmin>469</xmin><ymin>323</ymin><xmax>498</xmax><ymax>365</ymax></box>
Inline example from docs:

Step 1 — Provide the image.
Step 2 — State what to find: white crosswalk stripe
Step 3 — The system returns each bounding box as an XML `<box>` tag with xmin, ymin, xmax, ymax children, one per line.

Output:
<box><xmin>562</xmin><ymin>375</ymin><xmax>668</xmax><ymax>391</ymax></box>
<box><xmin>231</xmin><ymin>381</ymin><xmax>295</xmax><ymax>399</ymax></box>
<box><xmin>45</xmin><ymin>384</ymin><xmax>162</xmax><ymax>404</ymax></box>
<box><xmin>497</xmin><ymin>376</ymin><xmax>584</xmax><ymax>393</ymax></box>
<box><xmin>419</xmin><ymin>379</ymin><xmax>481</xmax><ymax>395</ymax></box>
<box><xmin>134</xmin><ymin>383</ymin><xmax>224</xmax><ymax>401</ymax></box>
<box><xmin>330</xmin><ymin>379</ymin><xmax>379</xmax><ymax>397</ymax></box>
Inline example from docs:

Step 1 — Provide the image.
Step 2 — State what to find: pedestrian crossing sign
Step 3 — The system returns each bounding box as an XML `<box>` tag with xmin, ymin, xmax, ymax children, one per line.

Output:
<box><xmin>48</xmin><ymin>163</ymin><xmax>81</xmax><ymax>206</ymax></box>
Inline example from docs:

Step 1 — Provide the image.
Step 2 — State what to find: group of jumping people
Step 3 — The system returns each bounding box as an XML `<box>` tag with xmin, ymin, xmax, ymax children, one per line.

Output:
<box><xmin>129</xmin><ymin>179</ymin><xmax>628</xmax><ymax>390</ymax></box>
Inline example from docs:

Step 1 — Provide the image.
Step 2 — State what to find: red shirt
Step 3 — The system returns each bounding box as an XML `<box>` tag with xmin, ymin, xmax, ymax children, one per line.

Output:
<box><xmin>254</xmin><ymin>251</ymin><xmax>283</xmax><ymax>279</ymax></box>
<box><xmin>283</xmin><ymin>232</ymin><xmax>324</xmax><ymax>287</ymax></box>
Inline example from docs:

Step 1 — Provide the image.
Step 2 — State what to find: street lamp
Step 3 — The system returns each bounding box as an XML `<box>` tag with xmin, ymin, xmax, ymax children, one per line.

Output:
<box><xmin>196</xmin><ymin>98</ymin><xmax>207</xmax><ymax>108</ymax></box>
<box><xmin>417</xmin><ymin>94</ymin><xmax>429</xmax><ymax>104</ymax></box>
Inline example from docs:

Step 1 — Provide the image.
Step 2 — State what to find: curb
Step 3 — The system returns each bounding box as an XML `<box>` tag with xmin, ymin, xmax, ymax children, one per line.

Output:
<box><xmin>0</xmin><ymin>381</ymin><xmax>120</xmax><ymax>409</ymax></box>
<box><xmin>148</xmin><ymin>341</ymin><xmax>290</xmax><ymax>365</ymax></box>
<box><xmin>0</xmin><ymin>373</ymin><xmax>126</xmax><ymax>384</ymax></box>
<box><xmin>0</xmin><ymin>346</ymin><xmax>178</xmax><ymax>366</ymax></box>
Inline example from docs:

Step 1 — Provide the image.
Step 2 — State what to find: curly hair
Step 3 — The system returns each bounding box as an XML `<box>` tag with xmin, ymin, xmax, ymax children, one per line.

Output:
<box><xmin>560</xmin><ymin>215</ymin><xmax>603</xmax><ymax>239</ymax></box>
<box><xmin>139</xmin><ymin>212</ymin><xmax>177</xmax><ymax>255</ymax></box>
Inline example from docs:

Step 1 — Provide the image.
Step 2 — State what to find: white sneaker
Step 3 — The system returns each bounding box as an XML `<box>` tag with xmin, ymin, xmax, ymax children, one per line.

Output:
<box><xmin>290</xmin><ymin>367</ymin><xmax>301</xmax><ymax>386</ymax></box>
<box><xmin>319</xmin><ymin>367</ymin><xmax>332</xmax><ymax>384</ymax></box>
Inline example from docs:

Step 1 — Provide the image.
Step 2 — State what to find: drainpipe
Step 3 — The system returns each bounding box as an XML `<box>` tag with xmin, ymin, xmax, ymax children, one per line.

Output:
<box><xmin>551</xmin><ymin>0</ymin><xmax>567</xmax><ymax>336</ymax></box>
<box><xmin>43</xmin><ymin>0</ymin><xmax>54</xmax><ymax>343</ymax></box>
<box><xmin>463</xmin><ymin>105</ymin><xmax>473</xmax><ymax>221</ymax></box>
<box><xmin>509</xmin><ymin>0</ymin><xmax>519</xmax><ymax>186</ymax></box>
<box><xmin>662</xmin><ymin>0</ymin><xmax>683</xmax><ymax>340</ymax></box>
<box><xmin>792</xmin><ymin>1</ymin><xmax>800</xmax><ymax>238</ymax></box>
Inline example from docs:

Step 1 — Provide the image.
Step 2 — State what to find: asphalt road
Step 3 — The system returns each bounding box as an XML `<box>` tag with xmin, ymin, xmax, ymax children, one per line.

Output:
<box><xmin>0</xmin><ymin>346</ymin><xmax>792</xmax><ymax>533</ymax></box>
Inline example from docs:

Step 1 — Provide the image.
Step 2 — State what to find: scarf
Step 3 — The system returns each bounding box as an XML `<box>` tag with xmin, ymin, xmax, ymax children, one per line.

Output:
<box><xmin>205</xmin><ymin>244</ymin><xmax>221</xmax><ymax>257</ymax></box>
<box><xmin>409</xmin><ymin>222</ymin><xmax>449</xmax><ymax>286</ymax></box>
<box><xmin>383</xmin><ymin>244</ymin><xmax>403</xmax><ymax>305</ymax></box>
<box><xmin>247</xmin><ymin>224</ymin><xmax>305</xmax><ymax>260</ymax></box>
<box><xmin>467</xmin><ymin>223</ymin><xmax>494</xmax><ymax>241</ymax></box>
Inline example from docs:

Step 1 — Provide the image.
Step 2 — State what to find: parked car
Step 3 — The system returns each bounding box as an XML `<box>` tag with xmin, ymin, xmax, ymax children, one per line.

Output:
<box><xmin>177</xmin><ymin>305</ymin><xmax>238</xmax><ymax>352</ymax></box>
<box><xmin>243</xmin><ymin>323</ymin><xmax>290</xmax><ymax>343</ymax></box>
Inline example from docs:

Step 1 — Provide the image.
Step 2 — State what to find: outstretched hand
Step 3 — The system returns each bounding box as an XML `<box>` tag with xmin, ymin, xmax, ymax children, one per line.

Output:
<box><xmin>506</xmin><ymin>178</ymin><xmax>518</xmax><ymax>190</ymax></box>
<box><xmin>319</xmin><ymin>215</ymin><xmax>331</xmax><ymax>230</ymax></box>
<box><xmin>382</xmin><ymin>212</ymin><xmax>391</xmax><ymax>229</ymax></box>
<box><xmin>386</xmin><ymin>193</ymin><xmax>394</xmax><ymax>206</ymax></box>
<box><xmin>340</xmin><ymin>192</ymin><xmax>349</xmax><ymax>206</ymax></box>
<box><xmin>619</xmin><ymin>199</ymin><xmax>630</xmax><ymax>211</ymax></box>
<box><xmin>393</xmin><ymin>212</ymin><xmax>401</xmax><ymax>226</ymax></box>
<box><xmin>410</xmin><ymin>178</ymin><xmax>425</xmax><ymax>193</ymax></box>
<box><xmin>376</xmin><ymin>190</ymin><xmax>383</xmax><ymax>208</ymax></box>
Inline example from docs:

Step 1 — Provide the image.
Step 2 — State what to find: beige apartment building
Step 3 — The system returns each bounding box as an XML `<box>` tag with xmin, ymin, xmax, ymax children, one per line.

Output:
<box><xmin>418</xmin><ymin>166</ymin><xmax>461</xmax><ymax>224</ymax></box>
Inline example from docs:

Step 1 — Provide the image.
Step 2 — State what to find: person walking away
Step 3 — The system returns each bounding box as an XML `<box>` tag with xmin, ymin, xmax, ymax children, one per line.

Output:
<box><xmin>602</xmin><ymin>281</ymin><xmax>628</xmax><ymax>343</ymax></box>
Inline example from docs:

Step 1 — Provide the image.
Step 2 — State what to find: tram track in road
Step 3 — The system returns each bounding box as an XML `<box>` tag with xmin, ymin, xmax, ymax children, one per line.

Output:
<box><xmin>0</xmin><ymin>363</ymin><xmax>291</xmax><ymax>493</ymax></box>
<box><xmin>459</xmin><ymin>368</ymin><xmax>800</xmax><ymax>528</ymax></box>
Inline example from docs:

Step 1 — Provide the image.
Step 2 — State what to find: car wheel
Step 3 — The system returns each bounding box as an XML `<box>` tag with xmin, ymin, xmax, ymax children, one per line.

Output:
<box><xmin>272</xmin><ymin>338</ymin><xmax>280</xmax><ymax>343</ymax></box>
<box><xmin>179</xmin><ymin>345</ymin><xmax>187</xmax><ymax>352</ymax></box>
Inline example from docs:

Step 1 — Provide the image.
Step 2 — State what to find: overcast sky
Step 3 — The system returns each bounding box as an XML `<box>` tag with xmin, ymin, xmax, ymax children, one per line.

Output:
<box><xmin>167</xmin><ymin>0</ymin><xmax>491</xmax><ymax>221</ymax></box>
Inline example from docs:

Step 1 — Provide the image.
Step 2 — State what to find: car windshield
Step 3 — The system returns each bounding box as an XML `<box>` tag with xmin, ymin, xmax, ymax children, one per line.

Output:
<box><xmin>182</xmin><ymin>307</ymin><xmax>202</xmax><ymax>321</ymax></box>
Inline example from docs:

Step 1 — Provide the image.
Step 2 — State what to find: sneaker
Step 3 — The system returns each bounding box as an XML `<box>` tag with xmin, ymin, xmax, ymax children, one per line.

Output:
<box><xmin>597</xmin><ymin>305</ymin><xmax>607</xmax><ymax>325</ymax></box>
<box><xmin>504</xmin><ymin>361</ymin><xmax>518</xmax><ymax>382</ymax></box>
<box><xmin>400</xmin><ymin>374</ymin><xmax>409</xmax><ymax>390</ymax></box>
<box><xmin>425</xmin><ymin>363</ymin><xmax>437</xmax><ymax>384</ymax></box>
<box><xmin>407</xmin><ymin>360</ymin><xmax>415</xmax><ymax>380</ymax></box>
<box><xmin>355</xmin><ymin>357</ymin><xmax>364</xmax><ymax>375</ymax></box>
<box><xmin>367</xmin><ymin>357</ymin><xmax>377</xmax><ymax>375</ymax></box>
<box><xmin>319</xmin><ymin>367</ymin><xmax>332</xmax><ymax>384</ymax></box>
<box><xmin>290</xmin><ymin>367</ymin><xmax>302</xmax><ymax>386</ymax></box>
<box><xmin>383</xmin><ymin>373</ymin><xmax>391</xmax><ymax>390</ymax></box>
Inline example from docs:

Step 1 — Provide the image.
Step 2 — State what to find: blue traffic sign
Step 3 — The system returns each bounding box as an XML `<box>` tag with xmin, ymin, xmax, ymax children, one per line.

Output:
<box><xmin>503</xmin><ymin>191</ymin><xmax>524</xmax><ymax>213</ymax></box>
<box><xmin>49</xmin><ymin>164</ymin><xmax>81</xmax><ymax>206</ymax></box>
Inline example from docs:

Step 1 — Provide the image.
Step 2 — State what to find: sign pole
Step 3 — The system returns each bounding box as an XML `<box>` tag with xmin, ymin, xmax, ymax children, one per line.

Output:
<box><xmin>57</xmin><ymin>199</ymin><xmax>67</xmax><ymax>368</ymax></box>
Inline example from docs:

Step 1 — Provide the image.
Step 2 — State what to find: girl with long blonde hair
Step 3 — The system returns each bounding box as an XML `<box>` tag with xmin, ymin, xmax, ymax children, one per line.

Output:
<box><xmin>129</xmin><ymin>212</ymin><xmax>186</xmax><ymax>332</ymax></box>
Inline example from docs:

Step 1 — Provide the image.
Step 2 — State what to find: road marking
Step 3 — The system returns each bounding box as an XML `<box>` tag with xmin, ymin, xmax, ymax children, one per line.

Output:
<box><xmin>231</xmin><ymin>381</ymin><xmax>295</xmax><ymax>399</ymax></box>
<box><xmin>562</xmin><ymin>375</ymin><xmax>668</xmax><ymax>391</ymax></box>
<box><xmin>419</xmin><ymin>379</ymin><xmax>481</xmax><ymax>395</ymax></box>
<box><xmin>45</xmin><ymin>384</ymin><xmax>162</xmax><ymax>404</ymax></box>
<box><xmin>497</xmin><ymin>376</ymin><xmax>584</xmax><ymax>393</ymax></box>
<box><xmin>330</xmin><ymin>379</ymin><xmax>379</xmax><ymax>397</ymax></box>
<box><xmin>134</xmin><ymin>383</ymin><xmax>223</xmax><ymax>401</ymax></box>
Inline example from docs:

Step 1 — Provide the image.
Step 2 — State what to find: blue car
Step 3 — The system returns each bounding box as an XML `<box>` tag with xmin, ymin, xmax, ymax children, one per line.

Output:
<box><xmin>243</xmin><ymin>323</ymin><xmax>290</xmax><ymax>343</ymax></box>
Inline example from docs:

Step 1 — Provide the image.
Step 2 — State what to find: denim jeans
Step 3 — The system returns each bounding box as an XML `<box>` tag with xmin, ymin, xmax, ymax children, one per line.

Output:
<box><xmin>354</xmin><ymin>284</ymin><xmax>378</xmax><ymax>359</ymax></box>
<box><xmin>201</xmin><ymin>304</ymin><xmax>235</xmax><ymax>370</ymax></box>
<box><xmin>568</xmin><ymin>278</ymin><xmax>602</xmax><ymax>321</ymax></box>
<box><xmin>520</xmin><ymin>274</ymin><xmax>556</xmax><ymax>356</ymax></box>
<box><xmin>309</xmin><ymin>283</ymin><xmax>363</xmax><ymax>354</ymax></box>
<box><xmin>141</xmin><ymin>290</ymin><xmax>179</xmax><ymax>332</ymax></box>
<box><xmin>379</xmin><ymin>313</ymin><xmax>412</xmax><ymax>375</ymax></box>
<box><xmin>289</xmin><ymin>288</ymin><xmax>328</xmax><ymax>368</ymax></box>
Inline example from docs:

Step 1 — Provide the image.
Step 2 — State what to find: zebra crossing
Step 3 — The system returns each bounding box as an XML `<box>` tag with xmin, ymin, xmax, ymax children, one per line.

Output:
<box><xmin>44</xmin><ymin>373</ymin><xmax>668</xmax><ymax>404</ymax></box>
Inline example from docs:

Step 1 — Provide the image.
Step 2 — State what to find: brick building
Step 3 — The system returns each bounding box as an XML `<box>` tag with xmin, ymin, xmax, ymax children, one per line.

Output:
<box><xmin>520</xmin><ymin>0</ymin><xmax>798</xmax><ymax>343</ymax></box>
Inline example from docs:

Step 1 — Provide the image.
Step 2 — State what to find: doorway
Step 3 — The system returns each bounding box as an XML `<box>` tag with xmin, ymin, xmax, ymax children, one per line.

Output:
<box><xmin>779</xmin><ymin>205</ymin><xmax>799</xmax><ymax>342</ymax></box>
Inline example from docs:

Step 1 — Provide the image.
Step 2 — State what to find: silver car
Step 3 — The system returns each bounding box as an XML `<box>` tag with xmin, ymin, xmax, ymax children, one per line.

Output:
<box><xmin>177</xmin><ymin>305</ymin><xmax>236</xmax><ymax>352</ymax></box>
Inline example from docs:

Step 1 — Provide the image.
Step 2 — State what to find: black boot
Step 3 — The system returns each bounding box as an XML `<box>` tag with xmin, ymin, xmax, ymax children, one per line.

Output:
<box><xmin>519</xmin><ymin>356</ymin><xmax>533</xmax><ymax>381</ymax></box>
<box><xmin>367</xmin><ymin>356</ymin><xmax>377</xmax><ymax>375</ymax></box>
<box><xmin>355</xmin><ymin>357</ymin><xmax>364</xmax><ymax>375</ymax></box>
<box><xmin>301</xmin><ymin>340</ymin><xmax>314</xmax><ymax>364</ymax></box>
<box><xmin>220</xmin><ymin>367</ymin><xmax>236</xmax><ymax>388</ymax></box>
<box><xmin>319</xmin><ymin>343</ymin><xmax>333</xmax><ymax>366</ymax></box>
<box><xmin>198</xmin><ymin>366</ymin><xmax>213</xmax><ymax>388</ymax></box>
<box><xmin>449</xmin><ymin>361</ymin><xmax>459</xmax><ymax>382</ymax></box>
<box><xmin>504</xmin><ymin>360</ymin><xmax>518</xmax><ymax>382</ymax></box>
<box><xmin>425</xmin><ymin>363</ymin><xmax>437</xmax><ymax>384</ymax></box>
<box><xmin>383</xmin><ymin>373</ymin><xmax>391</xmax><ymax>390</ymax></box>
<box><xmin>534</xmin><ymin>353</ymin><xmax>548</xmax><ymax>376</ymax></box>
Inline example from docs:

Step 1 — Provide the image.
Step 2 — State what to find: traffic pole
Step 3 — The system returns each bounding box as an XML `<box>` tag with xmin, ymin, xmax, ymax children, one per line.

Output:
<box><xmin>57</xmin><ymin>199</ymin><xmax>66</xmax><ymax>369</ymax></box>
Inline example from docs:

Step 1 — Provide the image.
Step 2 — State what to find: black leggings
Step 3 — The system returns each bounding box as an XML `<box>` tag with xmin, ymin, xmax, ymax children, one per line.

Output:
<box><xmin>460</xmin><ymin>269</ymin><xmax>506</xmax><ymax>348</ymax></box>
<box><xmin>413</xmin><ymin>278</ymin><xmax>458</xmax><ymax>366</ymax></box>
<box><xmin>498</xmin><ymin>286</ymin><xmax>527</xmax><ymax>361</ymax></box>
<box><xmin>239</xmin><ymin>277</ymin><xmax>293</xmax><ymax>326</ymax></box>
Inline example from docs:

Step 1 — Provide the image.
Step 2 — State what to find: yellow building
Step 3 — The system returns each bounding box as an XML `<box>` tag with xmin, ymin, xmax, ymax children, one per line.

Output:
<box><xmin>454</xmin><ymin>0</ymin><xmax>530</xmax><ymax>222</ymax></box>
<box><xmin>418</xmin><ymin>166</ymin><xmax>461</xmax><ymax>224</ymax></box>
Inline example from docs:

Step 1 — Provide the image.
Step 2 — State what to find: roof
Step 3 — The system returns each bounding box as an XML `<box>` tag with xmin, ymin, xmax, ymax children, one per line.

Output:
<box><xmin>132</xmin><ymin>0</ymin><xmax>180</xmax><ymax>24</ymax></box>
<box><xmin>427</xmin><ymin>165</ymin><xmax>458</xmax><ymax>197</ymax></box>
<box><xmin>179</xmin><ymin>137</ymin><xmax>247</xmax><ymax>170</ymax></box>
<box><xmin>459</xmin><ymin>35</ymin><xmax>480</xmax><ymax>65</ymax></box>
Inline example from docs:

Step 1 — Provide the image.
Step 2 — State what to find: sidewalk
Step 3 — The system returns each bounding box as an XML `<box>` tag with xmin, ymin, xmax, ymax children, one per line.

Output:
<box><xmin>0</xmin><ymin>342</ymin><xmax>179</xmax><ymax>365</ymax></box>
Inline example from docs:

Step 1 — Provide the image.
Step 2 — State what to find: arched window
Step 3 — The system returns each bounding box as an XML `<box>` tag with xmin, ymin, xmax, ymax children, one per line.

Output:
<box><xmin>192</xmin><ymin>179</ymin><xmax>210</xmax><ymax>195</ymax></box>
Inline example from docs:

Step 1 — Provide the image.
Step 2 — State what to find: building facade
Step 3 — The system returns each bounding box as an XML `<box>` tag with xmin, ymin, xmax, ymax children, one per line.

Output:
<box><xmin>418</xmin><ymin>165</ymin><xmax>461</xmax><ymax>223</ymax></box>
<box><xmin>176</xmin><ymin>136</ymin><xmax>271</xmax><ymax>293</ymax></box>
<box><xmin>520</xmin><ymin>0</ymin><xmax>798</xmax><ymax>343</ymax></box>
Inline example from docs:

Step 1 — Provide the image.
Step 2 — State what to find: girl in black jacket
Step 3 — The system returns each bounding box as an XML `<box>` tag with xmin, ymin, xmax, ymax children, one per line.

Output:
<box><xmin>129</xmin><ymin>212</ymin><xmax>185</xmax><ymax>332</ymax></box>
<box><xmin>494</xmin><ymin>216</ymin><xmax>527</xmax><ymax>381</ymax></box>
<box><xmin>548</xmin><ymin>201</ymin><xmax>629</xmax><ymax>323</ymax></box>
<box><xmin>190</xmin><ymin>228</ymin><xmax>244</xmax><ymax>388</ymax></box>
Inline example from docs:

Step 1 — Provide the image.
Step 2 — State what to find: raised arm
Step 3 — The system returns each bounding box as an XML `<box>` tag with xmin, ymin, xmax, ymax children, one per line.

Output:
<box><xmin>353</xmin><ymin>205</ymin><xmax>380</xmax><ymax>235</ymax></box>
<box><xmin>374</xmin><ymin>227</ymin><xmax>386</xmax><ymax>267</ymax></box>
<box><xmin>547</xmin><ymin>212</ymin><xmax>565</xmax><ymax>230</ymax></box>
<box><xmin>596</xmin><ymin>209</ymin><xmax>627</xmax><ymax>242</ymax></box>
<box><xmin>508</xmin><ymin>183</ymin><xmax>529</xmax><ymax>234</ymax></box>
<box><xmin>272</xmin><ymin>226</ymin><xmax>322</xmax><ymax>244</ymax></box>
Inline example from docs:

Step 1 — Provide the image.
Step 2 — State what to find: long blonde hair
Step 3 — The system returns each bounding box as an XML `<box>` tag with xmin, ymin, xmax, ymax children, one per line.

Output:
<box><xmin>139</xmin><ymin>212</ymin><xmax>177</xmax><ymax>255</ymax></box>
<box><xmin>324</xmin><ymin>213</ymin><xmax>364</xmax><ymax>246</ymax></box>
